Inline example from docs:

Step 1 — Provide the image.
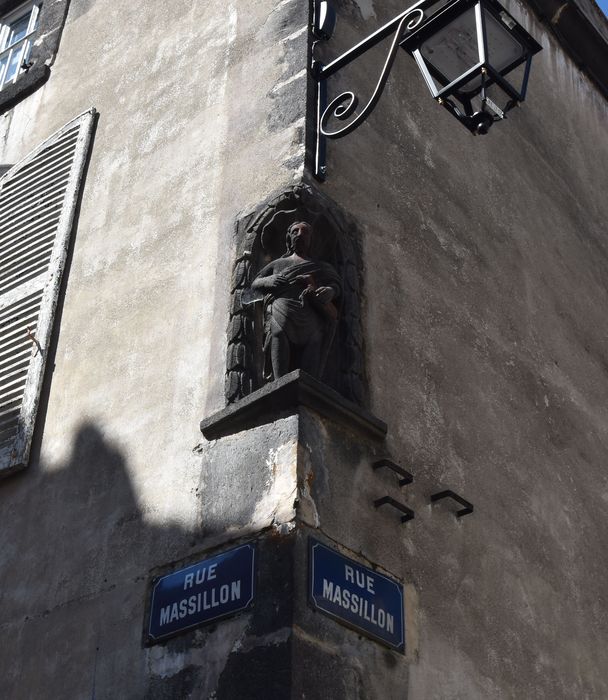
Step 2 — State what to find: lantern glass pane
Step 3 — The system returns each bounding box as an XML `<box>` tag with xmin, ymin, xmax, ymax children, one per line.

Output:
<box><xmin>419</xmin><ymin>6</ymin><xmax>480</xmax><ymax>87</ymax></box>
<box><xmin>483</xmin><ymin>8</ymin><xmax>527</xmax><ymax>75</ymax></box>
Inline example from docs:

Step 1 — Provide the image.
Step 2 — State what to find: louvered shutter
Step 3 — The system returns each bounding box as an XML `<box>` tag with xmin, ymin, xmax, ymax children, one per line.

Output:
<box><xmin>0</xmin><ymin>108</ymin><xmax>96</xmax><ymax>477</ymax></box>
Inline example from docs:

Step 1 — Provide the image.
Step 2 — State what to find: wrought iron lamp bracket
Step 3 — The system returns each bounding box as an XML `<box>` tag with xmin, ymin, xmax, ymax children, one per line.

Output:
<box><xmin>310</xmin><ymin>0</ymin><xmax>541</xmax><ymax>180</ymax></box>
<box><xmin>311</xmin><ymin>0</ymin><xmax>433</xmax><ymax>180</ymax></box>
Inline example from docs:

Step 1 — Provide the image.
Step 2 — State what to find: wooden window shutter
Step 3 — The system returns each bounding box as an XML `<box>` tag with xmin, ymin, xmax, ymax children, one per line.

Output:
<box><xmin>0</xmin><ymin>108</ymin><xmax>96</xmax><ymax>477</ymax></box>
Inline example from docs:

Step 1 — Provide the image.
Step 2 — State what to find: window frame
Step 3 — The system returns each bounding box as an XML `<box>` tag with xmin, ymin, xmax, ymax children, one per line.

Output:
<box><xmin>0</xmin><ymin>1</ymin><xmax>41</xmax><ymax>91</ymax></box>
<box><xmin>0</xmin><ymin>0</ymin><xmax>73</xmax><ymax>115</ymax></box>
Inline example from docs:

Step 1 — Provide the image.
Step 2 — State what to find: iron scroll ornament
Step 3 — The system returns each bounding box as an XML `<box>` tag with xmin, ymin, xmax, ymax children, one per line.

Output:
<box><xmin>311</xmin><ymin>0</ymin><xmax>543</xmax><ymax>178</ymax></box>
<box><xmin>319</xmin><ymin>10</ymin><xmax>425</xmax><ymax>140</ymax></box>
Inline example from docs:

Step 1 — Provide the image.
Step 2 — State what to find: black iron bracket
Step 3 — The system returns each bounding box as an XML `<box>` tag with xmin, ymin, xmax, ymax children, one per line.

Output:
<box><xmin>374</xmin><ymin>496</ymin><xmax>415</xmax><ymax>523</ymax></box>
<box><xmin>311</xmin><ymin>0</ymin><xmax>435</xmax><ymax>180</ymax></box>
<box><xmin>430</xmin><ymin>490</ymin><xmax>474</xmax><ymax>517</ymax></box>
<box><xmin>372</xmin><ymin>459</ymin><xmax>413</xmax><ymax>487</ymax></box>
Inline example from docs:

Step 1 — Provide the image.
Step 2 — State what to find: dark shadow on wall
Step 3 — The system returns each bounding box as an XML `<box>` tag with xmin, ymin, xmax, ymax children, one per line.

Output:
<box><xmin>0</xmin><ymin>424</ymin><xmax>195</xmax><ymax>699</ymax></box>
<box><xmin>0</xmin><ymin>423</ymin><xmax>297</xmax><ymax>700</ymax></box>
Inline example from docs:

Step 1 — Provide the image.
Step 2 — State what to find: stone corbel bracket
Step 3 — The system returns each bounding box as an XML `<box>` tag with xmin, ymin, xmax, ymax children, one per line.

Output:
<box><xmin>202</xmin><ymin>369</ymin><xmax>386</xmax><ymax>441</ymax></box>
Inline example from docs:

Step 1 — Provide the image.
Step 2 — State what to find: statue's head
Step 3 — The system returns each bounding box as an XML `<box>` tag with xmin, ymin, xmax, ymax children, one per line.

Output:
<box><xmin>286</xmin><ymin>221</ymin><xmax>313</xmax><ymax>255</ymax></box>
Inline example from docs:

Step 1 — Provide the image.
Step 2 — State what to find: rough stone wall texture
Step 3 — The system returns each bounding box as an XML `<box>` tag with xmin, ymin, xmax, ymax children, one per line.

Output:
<box><xmin>311</xmin><ymin>0</ymin><xmax>608</xmax><ymax>698</ymax></box>
<box><xmin>294</xmin><ymin>411</ymin><xmax>414</xmax><ymax>699</ymax></box>
<box><xmin>0</xmin><ymin>0</ymin><xmax>607</xmax><ymax>698</ymax></box>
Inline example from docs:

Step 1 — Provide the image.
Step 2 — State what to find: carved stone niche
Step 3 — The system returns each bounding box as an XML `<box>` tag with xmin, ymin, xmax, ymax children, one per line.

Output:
<box><xmin>225</xmin><ymin>185</ymin><xmax>366</xmax><ymax>407</ymax></box>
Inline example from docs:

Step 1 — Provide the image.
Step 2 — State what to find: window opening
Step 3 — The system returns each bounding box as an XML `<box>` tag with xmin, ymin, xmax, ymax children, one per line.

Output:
<box><xmin>0</xmin><ymin>1</ymin><xmax>40</xmax><ymax>91</ymax></box>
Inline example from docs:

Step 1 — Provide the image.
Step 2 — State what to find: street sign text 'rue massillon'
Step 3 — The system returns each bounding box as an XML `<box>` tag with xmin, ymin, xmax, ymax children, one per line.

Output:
<box><xmin>147</xmin><ymin>543</ymin><xmax>256</xmax><ymax>642</ymax></box>
<box><xmin>309</xmin><ymin>539</ymin><xmax>405</xmax><ymax>652</ymax></box>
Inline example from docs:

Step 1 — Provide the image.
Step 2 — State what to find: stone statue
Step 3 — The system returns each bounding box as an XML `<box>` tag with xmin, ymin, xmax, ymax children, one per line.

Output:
<box><xmin>225</xmin><ymin>185</ymin><xmax>365</xmax><ymax>405</ymax></box>
<box><xmin>248</xmin><ymin>221</ymin><xmax>341</xmax><ymax>381</ymax></box>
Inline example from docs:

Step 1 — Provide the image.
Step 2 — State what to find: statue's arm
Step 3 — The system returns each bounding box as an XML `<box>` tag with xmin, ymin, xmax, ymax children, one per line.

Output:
<box><xmin>251</xmin><ymin>261</ymin><xmax>287</xmax><ymax>291</ymax></box>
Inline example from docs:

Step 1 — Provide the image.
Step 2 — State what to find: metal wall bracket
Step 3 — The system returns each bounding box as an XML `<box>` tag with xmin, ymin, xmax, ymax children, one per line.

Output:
<box><xmin>312</xmin><ymin>0</ymin><xmax>337</xmax><ymax>40</ymax></box>
<box><xmin>310</xmin><ymin>0</ymin><xmax>434</xmax><ymax>180</ymax></box>
<box><xmin>374</xmin><ymin>496</ymin><xmax>415</xmax><ymax>523</ymax></box>
<box><xmin>430</xmin><ymin>490</ymin><xmax>474</xmax><ymax>517</ymax></box>
<box><xmin>372</xmin><ymin>459</ymin><xmax>413</xmax><ymax>487</ymax></box>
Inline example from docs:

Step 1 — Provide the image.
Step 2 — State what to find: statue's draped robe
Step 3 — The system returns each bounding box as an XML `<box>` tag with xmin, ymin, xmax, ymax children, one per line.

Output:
<box><xmin>259</xmin><ymin>258</ymin><xmax>342</xmax><ymax>376</ymax></box>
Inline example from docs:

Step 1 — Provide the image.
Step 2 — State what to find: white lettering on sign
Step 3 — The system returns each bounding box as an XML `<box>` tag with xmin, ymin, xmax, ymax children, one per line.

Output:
<box><xmin>159</xmin><ymin>579</ymin><xmax>243</xmax><ymax>626</ymax></box>
<box><xmin>322</xmin><ymin>579</ymin><xmax>394</xmax><ymax>633</ymax></box>
<box><xmin>344</xmin><ymin>565</ymin><xmax>375</xmax><ymax>594</ymax></box>
<box><xmin>183</xmin><ymin>563</ymin><xmax>219</xmax><ymax>590</ymax></box>
<box><xmin>160</xmin><ymin>606</ymin><xmax>171</xmax><ymax>626</ymax></box>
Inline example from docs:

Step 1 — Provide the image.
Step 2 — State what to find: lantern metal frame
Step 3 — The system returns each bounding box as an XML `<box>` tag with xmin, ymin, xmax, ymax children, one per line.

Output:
<box><xmin>311</xmin><ymin>0</ymin><xmax>542</xmax><ymax>180</ymax></box>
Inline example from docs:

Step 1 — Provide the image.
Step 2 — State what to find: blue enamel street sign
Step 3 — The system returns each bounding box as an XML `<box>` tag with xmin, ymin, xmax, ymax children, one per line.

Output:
<box><xmin>148</xmin><ymin>543</ymin><xmax>255</xmax><ymax>642</ymax></box>
<box><xmin>309</xmin><ymin>539</ymin><xmax>404</xmax><ymax>652</ymax></box>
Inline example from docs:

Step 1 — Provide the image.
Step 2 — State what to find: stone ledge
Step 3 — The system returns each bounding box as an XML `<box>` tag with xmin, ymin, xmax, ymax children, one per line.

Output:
<box><xmin>0</xmin><ymin>65</ymin><xmax>49</xmax><ymax>116</ymax></box>
<box><xmin>200</xmin><ymin>370</ymin><xmax>387</xmax><ymax>441</ymax></box>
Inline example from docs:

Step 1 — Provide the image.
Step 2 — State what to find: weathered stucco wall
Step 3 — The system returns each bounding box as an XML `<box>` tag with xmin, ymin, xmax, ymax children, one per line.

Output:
<box><xmin>0</xmin><ymin>0</ymin><xmax>310</xmax><ymax>696</ymax></box>
<box><xmin>0</xmin><ymin>0</ymin><xmax>309</xmax><ymax>509</ymax></box>
<box><xmin>311</xmin><ymin>0</ymin><xmax>608</xmax><ymax>697</ymax></box>
<box><xmin>0</xmin><ymin>0</ymin><xmax>607</xmax><ymax>697</ymax></box>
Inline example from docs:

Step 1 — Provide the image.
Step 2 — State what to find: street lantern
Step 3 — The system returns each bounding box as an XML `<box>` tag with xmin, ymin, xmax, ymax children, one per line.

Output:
<box><xmin>407</xmin><ymin>0</ymin><xmax>542</xmax><ymax>134</ymax></box>
<box><xmin>311</xmin><ymin>0</ymin><xmax>542</xmax><ymax>179</ymax></box>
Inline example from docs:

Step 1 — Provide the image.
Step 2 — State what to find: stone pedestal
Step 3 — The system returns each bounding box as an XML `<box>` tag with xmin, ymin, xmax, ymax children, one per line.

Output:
<box><xmin>164</xmin><ymin>372</ymin><xmax>416</xmax><ymax>698</ymax></box>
